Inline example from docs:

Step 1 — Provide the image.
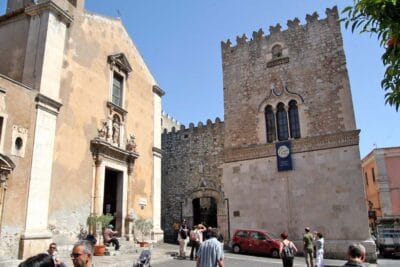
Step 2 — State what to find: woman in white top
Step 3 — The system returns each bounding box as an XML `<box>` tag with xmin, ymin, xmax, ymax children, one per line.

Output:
<box><xmin>315</xmin><ymin>232</ymin><xmax>325</xmax><ymax>267</ymax></box>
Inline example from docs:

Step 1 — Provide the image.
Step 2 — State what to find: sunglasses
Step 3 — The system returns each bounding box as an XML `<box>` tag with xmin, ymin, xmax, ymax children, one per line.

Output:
<box><xmin>50</xmin><ymin>247</ymin><xmax>57</xmax><ymax>249</ymax></box>
<box><xmin>70</xmin><ymin>253</ymin><xmax>83</xmax><ymax>258</ymax></box>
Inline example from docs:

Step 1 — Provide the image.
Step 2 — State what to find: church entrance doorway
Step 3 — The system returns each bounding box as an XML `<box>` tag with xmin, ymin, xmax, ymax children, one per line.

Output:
<box><xmin>192</xmin><ymin>197</ymin><xmax>218</xmax><ymax>227</ymax></box>
<box><xmin>103</xmin><ymin>168</ymin><xmax>123</xmax><ymax>234</ymax></box>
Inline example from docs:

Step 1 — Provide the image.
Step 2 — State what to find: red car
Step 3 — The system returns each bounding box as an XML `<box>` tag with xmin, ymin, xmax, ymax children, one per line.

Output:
<box><xmin>231</xmin><ymin>229</ymin><xmax>281</xmax><ymax>258</ymax></box>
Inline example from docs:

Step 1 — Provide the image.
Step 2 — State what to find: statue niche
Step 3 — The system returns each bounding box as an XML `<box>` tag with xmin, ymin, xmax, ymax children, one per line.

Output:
<box><xmin>112</xmin><ymin>114</ymin><xmax>121</xmax><ymax>146</ymax></box>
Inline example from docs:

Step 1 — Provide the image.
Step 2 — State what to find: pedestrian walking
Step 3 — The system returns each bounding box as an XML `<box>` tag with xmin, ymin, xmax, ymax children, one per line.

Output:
<box><xmin>190</xmin><ymin>224</ymin><xmax>206</xmax><ymax>260</ymax></box>
<box><xmin>315</xmin><ymin>232</ymin><xmax>324</xmax><ymax>267</ymax></box>
<box><xmin>279</xmin><ymin>231</ymin><xmax>298</xmax><ymax>267</ymax></box>
<box><xmin>196</xmin><ymin>228</ymin><xmax>224</xmax><ymax>267</ymax></box>
<box><xmin>303</xmin><ymin>227</ymin><xmax>314</xmax><ymax>267</ymax></box>
<box><xmin>177</xmin><ymin>219</ymin><xmax>189</xmax><ymax>259</ymax></box>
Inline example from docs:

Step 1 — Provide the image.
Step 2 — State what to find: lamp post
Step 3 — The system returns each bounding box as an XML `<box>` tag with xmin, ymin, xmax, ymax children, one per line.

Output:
<box><xmin>224</xmin><ymin>198</ymin><xmax>230</xmax><ymax>241</ymax></box>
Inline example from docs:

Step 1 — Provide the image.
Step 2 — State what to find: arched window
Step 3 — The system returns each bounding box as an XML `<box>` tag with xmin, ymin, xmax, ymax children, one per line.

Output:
<box><xmin>271</xmin><ymin>44</ymin><xmax>283</xmax><ymax>59</ymax></box>
<box><xmin>265</xmin><ymin>105</ymin><xmax>276</xmax><ymax>143</ymax></box>
<box><xmin>276</xmin><ymin>103</ymin><xmax>289</xmax><ymax>141</ymax></box>
<box><xmin>288</xmin><ymin>100</ymin><xmax>301</xmax><ymax>139</ymax></box>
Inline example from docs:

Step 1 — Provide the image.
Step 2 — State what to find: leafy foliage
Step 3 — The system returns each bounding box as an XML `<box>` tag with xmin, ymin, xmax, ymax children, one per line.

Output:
<box><xmin>342</xmin><ymin>0</ymin><xmax>400</xmax><ymax>110</ymax></box>
<box><xmin>87</xmin><ymin>213</ymin><xmax>114</xmax><ymax>228</ymax></box>
<box><xmin>135</xmin><ymin>217</ymin><xmax>153</xmax><ymax>242</ymax></box>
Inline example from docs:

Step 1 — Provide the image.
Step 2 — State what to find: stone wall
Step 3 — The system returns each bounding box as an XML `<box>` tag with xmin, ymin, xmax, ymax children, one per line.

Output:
<box><xmin>161</xmin><ymin>118</ymin><xmax>224</xmax><ymax>243</ymax></box>
<box><xmin>221</xmin><ymin>7</ymin><xmax>356</xmax><ymax>148</ymax></box>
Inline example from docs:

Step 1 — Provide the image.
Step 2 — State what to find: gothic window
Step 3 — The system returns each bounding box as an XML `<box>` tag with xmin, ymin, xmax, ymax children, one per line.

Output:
<box><xmin>265</xmin><ymin>105</ymin><xmax>276</xmax><ymax>143</ymax></box>
<box><xmin>276</xmin><ymin>103</ymin><xmax>289</xmax><ymax>141</ymax></box>
<box><xmin>272</xmin><ymin>44</ymin><xmax>283</xmax><ymax>59</ymax></box>
<box><xmin>112</xmin><ymin>72</ymin><xmax>123</xmax><ymax>107</ymax></box>
<box><xmin>288</xmin><ymin>100</ymin><xmax>301</xmax><ymax>139</ymax></box>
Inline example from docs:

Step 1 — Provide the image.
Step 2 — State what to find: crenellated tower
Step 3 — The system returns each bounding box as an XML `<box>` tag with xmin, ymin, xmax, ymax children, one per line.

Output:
<box><xmin>220</xmin><ymin>6</ymin><xmax>376</xmax><ymax>260</ymax></box>
<box><xmin>221</xmin><ymin>6</ymin><xmax>356</xmax><ymax>148</ymax></box>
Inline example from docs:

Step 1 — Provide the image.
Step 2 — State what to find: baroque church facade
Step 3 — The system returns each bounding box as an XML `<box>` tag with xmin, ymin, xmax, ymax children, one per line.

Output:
<box><xmin>162</xmin><ymin>7</ymin><xmax>376</xmax><ymax>260</ymax></box>
<box><xmin>0</xmin><ymin>0</ymin><xmax>163</xmax><ymax>259</ymax></box>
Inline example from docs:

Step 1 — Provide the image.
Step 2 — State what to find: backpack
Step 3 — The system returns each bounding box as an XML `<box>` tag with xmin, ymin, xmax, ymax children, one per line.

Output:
<box><xmin>282</xmin><ymin>242</ymin><xmax>294</xmax><ymax>259</ymax></box>
<box><xmin>190</xmin><ymin>230</ymin><xmax>197</xmax><ymax>241</ymax></box>
<box><xmin>180</xmin><ymin>228</ymin><xmax>187</xmax><ymax>239</ymax></box>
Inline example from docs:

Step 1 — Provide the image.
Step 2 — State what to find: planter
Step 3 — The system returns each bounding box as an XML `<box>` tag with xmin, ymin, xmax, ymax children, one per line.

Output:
<box><xmin>139</xmin><ymin>241</ymin><xmax>149</xmax><ymax>247</ymax></box>
<box><xmin>93</xmin><ymin>244</ymin><xmax>106</xmax><ymax>256</ymax></box>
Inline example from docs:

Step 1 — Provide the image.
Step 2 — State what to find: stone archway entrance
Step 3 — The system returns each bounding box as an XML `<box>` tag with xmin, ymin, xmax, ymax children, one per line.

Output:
<box><xmin>182</xmin><ymin>188</ymin><xmax>227</xmax><ymax>235</ymax></box>
<box><xmin>192</xmin><ymin>197</ymin><xmax>218</xmax><ymax>227</ymax></box>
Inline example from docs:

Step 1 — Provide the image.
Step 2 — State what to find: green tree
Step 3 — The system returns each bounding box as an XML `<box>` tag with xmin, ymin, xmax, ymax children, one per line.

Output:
<box><xmin>342</xmin><ymin>0</ymin><xmax>400</xmax><ymax>110</ymax></box>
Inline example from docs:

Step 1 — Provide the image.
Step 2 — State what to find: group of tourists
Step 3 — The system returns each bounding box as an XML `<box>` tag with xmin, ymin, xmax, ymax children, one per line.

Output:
<box><xmin>177</xmin><ymin>219</ymin><xmax>224</xmax><ymax>267</ymax></box>
<box><xmin>18</xmin><ymin>223</ymin><xmax>121</xmax><ymax>267</ymax></box>
<box><xmin>279</xmin><ymin>226</ymin><xmax>367</xmax><ymax>267</ymax></box>
<box><xmin>18</xmin><ymin>240</ymin><xmax>94</xmax><ymax>267</ymax></box>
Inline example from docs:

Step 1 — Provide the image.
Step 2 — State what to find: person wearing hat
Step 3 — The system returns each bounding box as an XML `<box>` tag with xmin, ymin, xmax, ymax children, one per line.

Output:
<box><xmin>303</xmin><ymin>227</ymin><xmax>314</xmax><ymax>267</ymax></box>
<box><xmin>103</xmin><ymin>224</ymin><xmax>120</xmax><ymax>250</ymax></box>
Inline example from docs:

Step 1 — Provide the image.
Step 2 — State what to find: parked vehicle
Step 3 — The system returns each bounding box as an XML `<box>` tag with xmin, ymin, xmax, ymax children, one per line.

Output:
<box><xmin>231</xmin><ymin>229</ymin><xmax>280</xmax><ymax>257</ymax></box>
<box><xmin>376</xmin><ymin>225</ymin><xmax>400</xmax><ymax>257</ymax></box>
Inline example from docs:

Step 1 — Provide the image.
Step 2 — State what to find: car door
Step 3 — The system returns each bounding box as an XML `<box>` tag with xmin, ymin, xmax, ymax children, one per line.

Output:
<box><xmin>250</xmin><ymin>231</ymin><xmax>269</xmax><ymax>254</ymax></box>
<box><xmin>234</xmin><ymin>230</ymin><xmax>251</xmax><ymax>252</ymax></box>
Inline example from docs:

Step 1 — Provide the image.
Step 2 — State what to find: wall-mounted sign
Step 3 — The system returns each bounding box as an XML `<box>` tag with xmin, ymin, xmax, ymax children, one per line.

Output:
<box><xmin>276</xmin><ymin>141</ymin><xmax>293</xmax><ymax>171</ymax></box>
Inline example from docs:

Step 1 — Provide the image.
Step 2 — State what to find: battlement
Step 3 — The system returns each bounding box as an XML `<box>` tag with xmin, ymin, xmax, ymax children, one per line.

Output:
<box><xmin>162</xmin><ymin>117</ymin><xmax>223</xmax><ymax>136</ymax></box>
<box><xmin>221</xmin><ymin>6</ymin><xmax>338</xmax><ymax>52</ymax></box>
<box><xmin>162</xmin><ymin>111</ymin><xmax>181</xmax><ymax>132</ymax></box>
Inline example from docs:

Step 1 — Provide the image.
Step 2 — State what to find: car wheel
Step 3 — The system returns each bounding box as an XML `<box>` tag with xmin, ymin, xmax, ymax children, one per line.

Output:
<box><xmin>232</xmin><ymin>244</ymin><xmax>240</xmax><ymax>253</ymax></box>
<box><xmin>271</xmin><ymin>249</ymin><xmax>279</xmax><ymax>258</ymax></box>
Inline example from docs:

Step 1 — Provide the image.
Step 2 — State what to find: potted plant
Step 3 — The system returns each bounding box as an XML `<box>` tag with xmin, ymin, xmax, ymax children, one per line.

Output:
<box><xmin>134</xmin><ymin>217</ymin><xmax>153</xmax><ymax>247</ymax></box>
<box><xmin>86</xmin><ymin>213</ymin><xmax>114</xmax><ymax>255</ymax></box>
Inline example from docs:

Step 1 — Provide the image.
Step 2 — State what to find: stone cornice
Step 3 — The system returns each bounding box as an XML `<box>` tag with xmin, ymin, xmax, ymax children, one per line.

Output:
<box><xmin>107</xmin><ymin>101</ymin><xmax>128</xmax><ymax>117</ymax></box>
<box><xmin>224</xmin><ymin>130</ymin><xmax>360</xmax><ymax>163</ymax></box>
<box><xmin>90</xmin><ymin>138</ymin><xmax>139</xmax><ymax>175</ymax></box>
<box><xmin>25</xmin><ymin>0</ymin><xmax>73</xmax><ymax>26</ymax></box>
<box><xmin>152</xmin><ymin>147</ymin><xmax>163</xmax><ymax>157</ymax></box>
<box><xmin>153</xmin><ymin>85</ymin><xmax>165</xmax><ymax>97</ymax></box>
<box><xmin>108</xmin><ymin>53</ymin><xmax>132</xmax><ymax>74</ymax></box>
<box><xmin>91</xmin><ymin>138</ymin><xmax>139</xmax><ymax>163</ymax></box>
<box><xmin>35</xmin><ymin>93</ymin><xmax>62</xmax><ymax>116</ymax></box>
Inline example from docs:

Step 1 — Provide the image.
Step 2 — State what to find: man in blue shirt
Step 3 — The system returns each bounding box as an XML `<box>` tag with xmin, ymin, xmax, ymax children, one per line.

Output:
<box><xmin>196</xmin><ymin>228</ymin><xmax>224</xmax><ymax>267</ymax></box>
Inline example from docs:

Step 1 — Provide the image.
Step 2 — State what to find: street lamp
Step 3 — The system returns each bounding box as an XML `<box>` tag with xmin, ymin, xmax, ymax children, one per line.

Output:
<box><xmin>224</xmin><ymin>198</ymin><xmax>230</xmax><ymax>241</ymax></box>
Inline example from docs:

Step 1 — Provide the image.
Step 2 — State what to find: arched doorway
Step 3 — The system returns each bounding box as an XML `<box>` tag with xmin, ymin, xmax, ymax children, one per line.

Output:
<box><xmin>192</xmin><ymin>197</ymin><xmax>218</xmax><ymax>227</ymax></box>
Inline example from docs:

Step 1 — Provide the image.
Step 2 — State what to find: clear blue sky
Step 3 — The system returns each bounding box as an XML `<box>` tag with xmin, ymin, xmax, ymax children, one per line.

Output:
<box><xmin>1</xmin><ymin>1</ymin><xmax>398</xmax><ymax>158</ymax></box>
